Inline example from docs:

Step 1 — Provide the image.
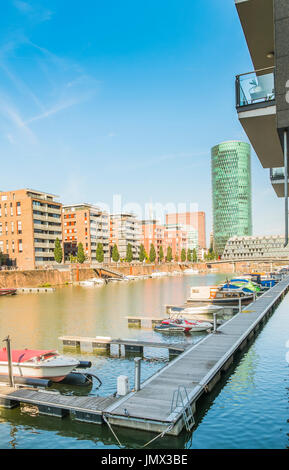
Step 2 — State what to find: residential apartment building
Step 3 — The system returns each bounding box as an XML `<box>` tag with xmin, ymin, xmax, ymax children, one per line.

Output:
<box><xmin>223</xmin><ymin>235</ymin><xmax>289</xmax><ymax>260</ymax></box>
<box><xmin>166</xmin><ymin>212</ymin><xmax>206</xmax><ymax>250</ymax></box>
<box><xmin>62</xmin><ymin>204</ymin><xmax>110</xmax><ymax>263</ymax></box>
<box><xmin>0</xmin><ymin>189</ymin><xmax>62</xmax><ymax>269</ymax></box>
<box><xmin>110</xmin><ymin>214</ymin><xmax>141</xmax><ymax>260</ymax></box>
<box><xmin>234</xmin><ymin>0</ymin><xmax>289</xmax><ymax>240</ymax></box>
<box><xmin>164</xmin><ymin>224</ymin><xmax>188</xmax><ymax>260</ymax></box>
<box><xmin>211</xmin><ymin>141</ymin><xmax>252</xmax><ymax>255</ymax></box>
<box><xmin>141</xmin><ymin>220</ymin><xmax>165</xmax><ymax>259</ymax></box>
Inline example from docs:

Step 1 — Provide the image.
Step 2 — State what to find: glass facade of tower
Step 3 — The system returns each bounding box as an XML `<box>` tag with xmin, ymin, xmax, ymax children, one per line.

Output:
<box><xmin>211</xmin><ymin>141</ymin><xmax>252</xmax><ymax>255</ymax></box>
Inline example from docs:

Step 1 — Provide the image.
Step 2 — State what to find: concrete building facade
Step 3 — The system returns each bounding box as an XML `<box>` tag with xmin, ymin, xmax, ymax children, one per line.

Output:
<box><xmin>235</xmin><ymin>0</ymin><xmax>289</xmax><ymax>238</ymax></box>
<box><xmin>110</xmin><ymin>214</ymin><xmax>141</xmax><ymax>260</ymax></box>
<box><xmin>0</xmin><ymin>189</ymin><xmax>62</xmax><ymax>269</ymax></box>
<box><xmin>62</xmin><ymin>204</ymin><xmax>110</xmax><ymax>263</ymax></box>
<box><xmin>223</xmin><ymin>235</ymin><xmax>289</xmax><ymax>260</ymax></box>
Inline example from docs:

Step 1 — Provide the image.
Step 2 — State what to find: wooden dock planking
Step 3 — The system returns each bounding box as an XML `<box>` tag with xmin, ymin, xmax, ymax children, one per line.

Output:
<box><xmin>106</xmin><ymin>274</ymin><xmax>289</xmax><ymax>435</ymax></box>
<box><xmin>0</xmin><ymin>386</ymin><xmax>119</xmax><ymax>417</ymax></box>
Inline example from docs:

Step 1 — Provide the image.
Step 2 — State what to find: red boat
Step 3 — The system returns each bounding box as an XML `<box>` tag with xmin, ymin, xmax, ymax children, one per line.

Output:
<box><xmin>0</xmin><ymin>289</ymin><xmax>17</xmax><ymax>296</ymax></box>
<box><xmin>0</xmin><ymin>349</ymin><xmax>79</xmax><ymax>382</ymax></box>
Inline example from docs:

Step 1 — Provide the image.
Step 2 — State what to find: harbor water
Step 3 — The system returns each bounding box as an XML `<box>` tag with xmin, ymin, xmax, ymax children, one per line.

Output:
<box><xmin>0</xmin><ymin>273</ymin><xmax>288</xmax><ymax>449</ymax></box>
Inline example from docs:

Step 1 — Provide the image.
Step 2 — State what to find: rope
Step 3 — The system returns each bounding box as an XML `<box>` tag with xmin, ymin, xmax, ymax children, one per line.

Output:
<box><xmin>103</xmin><ymin>414</ymin><xmax>122</xmax><ymax>447</ymax></box>
<box><xmin>142</xmin><ymin>424</ymin><xmax>174</xmax><ymax>448</ymax></box>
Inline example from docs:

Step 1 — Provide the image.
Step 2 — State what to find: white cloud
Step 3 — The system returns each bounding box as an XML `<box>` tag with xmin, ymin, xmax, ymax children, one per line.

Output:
<box><xmin>13</xmin><ymin>1</ymin><xmax>53</xmax><ymax>23</ymax></box>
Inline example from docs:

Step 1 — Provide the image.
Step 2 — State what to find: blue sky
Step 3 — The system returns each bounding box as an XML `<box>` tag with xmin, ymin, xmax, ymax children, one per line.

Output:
<box><xmin>0</xmin><ymin>0</ymin><xmax>284</xmax><ymax>243</ymax></box>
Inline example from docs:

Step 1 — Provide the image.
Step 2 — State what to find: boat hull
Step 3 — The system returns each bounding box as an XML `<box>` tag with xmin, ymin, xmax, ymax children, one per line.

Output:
<box><xmin>0</xmin><ymin>363</ymin><xmax>78</xmax><ymax>382</ymax></box>
<box><xmin>187</xmin><ymin>296</ymin><xmax>253</xmax><ymax>306</ymax></box>
<box><xmin>0</xmin><ymin>289</ymin><xmax>17</xmax><ymax>296</ymax></box>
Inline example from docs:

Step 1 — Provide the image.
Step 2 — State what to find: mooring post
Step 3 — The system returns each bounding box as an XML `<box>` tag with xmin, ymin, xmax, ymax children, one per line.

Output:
<box><xmin>238</xmin><ymin>297</ymin><xmax>242</xmax><ymax>313</ymax></box>
<box><xmin>213</xmin><ymin>313</ymin><xmax>218</xmax><ymax>333</ymax></box>
<box><xmin>134</xmin><ymin>357</ymin><xmax>141</xmax><ymax>392</ymax></box>
<box><xmin>3</xmin><ymin>336</ymin><xmax>14</xmax><ymax>388</ymax></box>
<box><xmin>253</xmin><ymin>292</ymin><xmax>256</xmax><ymax>302</ymax></box>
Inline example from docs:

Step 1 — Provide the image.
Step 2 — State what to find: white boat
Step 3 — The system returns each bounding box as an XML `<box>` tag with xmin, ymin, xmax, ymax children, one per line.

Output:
<box><xmin>79</xmin><ymin>278</ymin><xmax>105</xmax><ymax>287</ymax></box>
<box><xmin>150</xmin><ymin>272</ymin><xmax>167</xmax><ymax>278</ymax></box>
<box><xmin>0</xmin><ymin>349</ymin><xmax>79</xmax><ymax>382</ymax></box>
<box><xmin>169</xmin><ymin>305</ymin><xmax>224</xmax><ymax>315</ymax></box>
<box><xmin>183</xmin><ymin>269</ymin><xmax>199</xmax><ymax>275</ymax></box>
<box><xmin>155</xmin><ymin>317</ymin><xmax>212</xmax><ymax>333</ymax></box>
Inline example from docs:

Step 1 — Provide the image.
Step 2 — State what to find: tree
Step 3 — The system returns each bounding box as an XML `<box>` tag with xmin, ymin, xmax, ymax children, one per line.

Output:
<box><xmin>139</xmin><ymin>244</ymin><xmax>146</xmax><ymax>262</ymax></box>
<box><xmin>126</xmin><ymin>243</ymin><xmax>133</xmax><ymax>262</ymax></box>
<box><xmin>54</xmin><ymin>238</ymin><xmax>63</xmax><ymax>264</ymax></box>
<box><xmin>112</xmin><ymin>244</ymin><xmax>120</xmax><ymax>262</ymax></box>
<box><xmin>192</xmin><ymin>248</ymin><xmax>198</xmax><ymax>262</ymax></box>
<box><xmin>166</xmin><ymin>246</ymin><xmax>173</xmax><ymax>262</ymax></box>
<box><xmin>181</xmin><ymin>248</ymin><xmax>186</xmax><ymax>262</ymax></box>
<box><xmin>159</xmin><ymin>245</ymin><xmax>164</xmax><ymax>262</ymax></box>
<box><xmin>149</xmin><ymin>244</ymin><xmax>156</xmax><ymax>263</ymax></box>
<box><xmin>96</xmin><ymin>243</ymin><xmax>104</xmax><ymax>263</ymax></box>
<box><xmin>187</xmin><ymin>249</ymin><xmax>192</xmax><ymax>262</ymax></box>
<box><xmin>77</xmin><ymin>242</ymin><xmax>85</xmax><ymax>264</ymax></box>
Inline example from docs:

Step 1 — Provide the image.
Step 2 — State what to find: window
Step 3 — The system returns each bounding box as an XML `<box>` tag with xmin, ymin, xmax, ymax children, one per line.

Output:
<box><xmin>10</xmin><ymin>203</ymin><xmax>13</xmax><ymax>216</ymax></box>
<box><xmin>16</xmin><ymin>202</ymin><xmax>21</xmax><ymax>215</ymax></box>
<box><xmin>12</xmin><ymin>240</ymin><xmax>15</xmax><ymax>253</ymax></box>
<box><xmin>11</xmin><ymin>221</ymin><xmax>14</xmax><ymax>234</ymax></box>
<box><xmin>17</xmin><ymin>221</ymin><xmax>22</xmax><ymax>234</ymax></box>
<box><xmin>4</xmin><ymin>204</ymin><xmax>7</xmax><ymax>216</ymax></box>
<box><xmin>5</xmin><ymin>222</ymin><xmax>8</xmax><ymax>234</ymax></box>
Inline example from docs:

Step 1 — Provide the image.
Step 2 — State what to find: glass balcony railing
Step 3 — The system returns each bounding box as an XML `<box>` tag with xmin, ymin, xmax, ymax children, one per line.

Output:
<box><xmin>236</xmin><ymin>67</ymin><xmax>275</xmax><ymax>108</ymax></box>
<box><xmin>270</xmin><ymin>167</ymin><xmax>285</xmax><ymax>181</ymax></box>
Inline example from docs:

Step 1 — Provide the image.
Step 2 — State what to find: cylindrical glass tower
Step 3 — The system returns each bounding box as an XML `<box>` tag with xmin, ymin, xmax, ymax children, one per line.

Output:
<box><xmin>211</xmin><ymin>141</ymin><xmax>252</xmax><ymax>255</ymax></box>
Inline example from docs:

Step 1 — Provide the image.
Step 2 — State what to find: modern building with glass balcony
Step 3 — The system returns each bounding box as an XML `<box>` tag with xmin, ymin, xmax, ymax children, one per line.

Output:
<box><xmin>211</xmin><ymin>141</ymin><xmax>252</xmax><ymax>256</ymax></box>
<box><xmin>234</xmin><ymin>0</ymin><xmax>289</xmax><ymax>240</ymax></box>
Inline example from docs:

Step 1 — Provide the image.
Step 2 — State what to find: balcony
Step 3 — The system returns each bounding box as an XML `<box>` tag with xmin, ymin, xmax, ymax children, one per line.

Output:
<box><xmin>235</xmin><ymin>0</ymin><xmax>274</xmax><ymax>72</ymax></box>
<box><xmin>236</xmin><ymin>68</ymin><xmax>275</xmax><ymax>109</ymax></box>
<box><xmin>270</xmin><ymin>168</ymin><xmax>289</xmax><ymax>198</ymax></box>
<box><xmin>235</xmin><ymin>67</ymin><xmax>283</xmax><ymax>169</ymax></box>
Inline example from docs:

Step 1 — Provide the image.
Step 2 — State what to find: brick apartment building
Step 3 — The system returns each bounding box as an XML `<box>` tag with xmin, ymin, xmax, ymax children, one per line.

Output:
<box><xmin>166</xmin><ymin>212</ymin><xmax>206</xmax><ymax>250</ymax></box>
<box><xmin>164</xmin><ymin>224</ymin><xmax>188</xmax><ymax>260</ymax></box>
<box><xmin>62</xmin><ymin>204</ymin><xmax>110</xmax><ymax>263</ymax></box>
<box><xmin>0</xmin><ymin>189</ymin><xmax>62</xmax><ymax>269</ymax></box>
<box><xmin>141</xmin><ymin>220</ymin><xmax>165</xmax><ymax>260</ymax></box>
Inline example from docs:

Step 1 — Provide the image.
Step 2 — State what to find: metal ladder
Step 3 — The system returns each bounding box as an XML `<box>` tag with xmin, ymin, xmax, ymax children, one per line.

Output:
<box><xmin>171</xmin><ymin>385</ymin><xmax>195</xmax><ymax>431</ymax></box>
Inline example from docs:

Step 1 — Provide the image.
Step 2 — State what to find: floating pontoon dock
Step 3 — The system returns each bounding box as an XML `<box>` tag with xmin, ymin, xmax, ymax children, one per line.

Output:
<box><xmin>104</xmin><ymin>274</ymin><xmax>289</xmax><ymax>435</ymax></box>
<box><xmin>0</xmin><ymin>387</ymin><xmax>118</xmax><ymax>424</ymax></box>
<box><xmin>59</xmin><ymin>336</ymin><xmax>188</xmax><ymax>356</ymax></box>
<box><xmin>1</xmin><ymin>274</ymin><xmax>289</xmax><ymax>437</ymax></box>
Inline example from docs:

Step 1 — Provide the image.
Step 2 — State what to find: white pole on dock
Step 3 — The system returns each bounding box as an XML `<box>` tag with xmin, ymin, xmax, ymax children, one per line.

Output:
<box><xmin>239</xmin><ymin>297</ymin><xmax>242</xmax><ymax>313</ymax></box>
<box><xmin>3</xmin><ymin>336</ymin><xmax>14</xmax><ymax>388</ymax></box>
<box><xmin>213</xmin><ymin>313</ymin><xmax>218</xmax><ymax>333</ymax></box>
<box><xmin>134</xmin><ymin>357</ymin><xmax>141</xmax><ymax>391</ymax></box>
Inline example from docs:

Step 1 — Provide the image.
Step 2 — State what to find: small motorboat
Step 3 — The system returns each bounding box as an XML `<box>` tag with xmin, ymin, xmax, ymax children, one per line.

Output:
<box><xmin>169</xmin><ymin>305</ymin><xmax>224</xmax><ymax>315</ymax></box>
<box><xmin>183</xmin><ymin>269</ymin><xmax>199</xmax><ymax>275</ymax></box>
<box><xmin>0</xmin><ymin>289</ymin><xmax>17</xmax><ymax>296</ymax></box>
<box><xmin>154</xmin><ymin>317</ymin><xmax>212</xmax><ymax>333</ymax></box>
<box><xmin>0</xmin><ymin>349</ymin><xmax>79</xmax><ymax>382</ymax></box>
